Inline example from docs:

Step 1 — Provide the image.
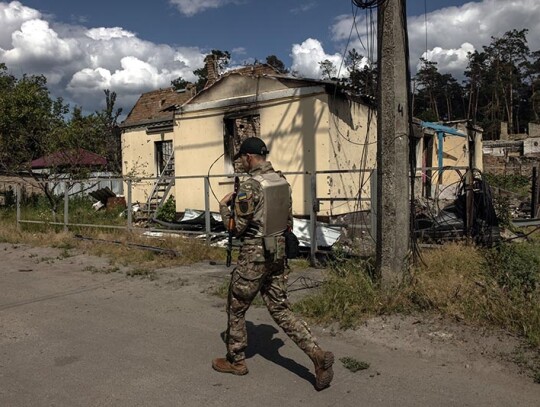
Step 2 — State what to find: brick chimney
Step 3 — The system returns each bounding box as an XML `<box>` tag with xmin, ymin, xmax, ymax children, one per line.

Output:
<box><xmin>204</xmin><ymin>54</ymin><xmax>219</xmax><ymax>88</ymax></box>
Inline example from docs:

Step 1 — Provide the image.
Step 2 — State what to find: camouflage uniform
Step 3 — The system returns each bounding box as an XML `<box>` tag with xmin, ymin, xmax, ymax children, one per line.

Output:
<box><xmin>219</xmin><ymin>161</ymin><xmax>320</xmax><ymax>363</ymax></box>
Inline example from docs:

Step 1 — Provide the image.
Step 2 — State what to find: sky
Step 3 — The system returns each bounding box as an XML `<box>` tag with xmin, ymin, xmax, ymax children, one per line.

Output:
<box><xmin>1</xmin><ymin>0</ymin><xmax>539</xmax><ymax>118</ymax></box>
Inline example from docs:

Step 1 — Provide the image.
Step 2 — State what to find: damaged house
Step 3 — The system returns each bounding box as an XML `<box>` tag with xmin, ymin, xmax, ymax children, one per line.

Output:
<box><xmin>414</xmin><ymin>119</ymin><xmax>484</xmax><ymax>200</ymax></box>
<box><xmin>120</xmin><ymin>61</ymin><xmax>485</xmax><ymax>225</ymax></box>
<box><xmin>121</xmin><ymin>62</ymin><xmax>377</xmax><ymax>219</ymax></box>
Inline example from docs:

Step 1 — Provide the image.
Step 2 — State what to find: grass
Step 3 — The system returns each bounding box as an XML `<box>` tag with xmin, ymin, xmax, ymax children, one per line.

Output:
<box><xmin>340</xmin><ymin>357</ymin><xmax>370</xmax><ymax>372</ymax></box>
<box><xmin>2</xmin><ymin>202</ymin><xmax>539</xmax><ymax>372</ymax></box>
<box><xmin>295</xmin><ymin>240</ymin><xmax>540</xmax><ymax>350</ymax></box>
<box><xmin>0</xmin><ymin>207</ymin><xmax>226</xmax><ymax>271</ymax></box>
<box><xmin>126</xmin><ymin>268</ymin><xmax>157</xmax><ymax>280</ymax></box>
<box><xmin>483</xmin><ymin>173</ymin><xmax>530</xmax><ymax>197</ymax></box>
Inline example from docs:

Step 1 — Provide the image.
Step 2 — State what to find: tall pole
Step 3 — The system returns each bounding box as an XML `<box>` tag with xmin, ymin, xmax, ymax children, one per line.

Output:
<box><xmin>376</xmin><ymin>0</ymin><xmax>410</xmax><ymax>284</ymax></box>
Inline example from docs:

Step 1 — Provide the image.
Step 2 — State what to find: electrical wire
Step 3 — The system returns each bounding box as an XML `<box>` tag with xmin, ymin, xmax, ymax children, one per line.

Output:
<box><xmin>352</xmin><ymin>0</ymin><xmax>387</xmax><ymax>9</ymax></box>
<box><xmin>287</xmin><ymin>275</ymin><xmax>323</xmax><ymax>292</ymax></box>
<box><xmin>207</xmin><ymin>153</ymin><xmax>225</xmax><ymax>204</ymax></box>
<box><xmin>424</xmin><ymin>0</ymin><xmax>429</xmax><ymax>59</ymax></box>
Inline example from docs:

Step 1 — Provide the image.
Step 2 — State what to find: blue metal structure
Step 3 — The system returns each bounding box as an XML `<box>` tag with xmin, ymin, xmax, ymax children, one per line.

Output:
<box><xmin>420</xmin><ymin>121</ymin><xmax>467</xmax><ymax>177</ymax></box>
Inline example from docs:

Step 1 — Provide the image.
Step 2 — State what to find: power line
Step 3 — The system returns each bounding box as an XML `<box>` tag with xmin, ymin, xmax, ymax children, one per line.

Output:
<box><xmin>352</xmin><ymin>0</ymin><xmax>387</xmax><ymax>9</ymax></box>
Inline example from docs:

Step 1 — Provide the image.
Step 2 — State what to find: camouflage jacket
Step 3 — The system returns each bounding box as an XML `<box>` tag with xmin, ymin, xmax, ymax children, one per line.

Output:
<box><xmin>219</xmin><ymin>161</ymin><xmax>293</xmax><ymax>240</ymax></box>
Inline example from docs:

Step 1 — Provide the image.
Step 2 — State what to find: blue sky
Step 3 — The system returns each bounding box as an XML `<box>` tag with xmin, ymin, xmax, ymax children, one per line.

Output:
<box><xmin>1</xmin><ymin>0</ymin><xmax>539</xmax><ymax>116</ymax></box>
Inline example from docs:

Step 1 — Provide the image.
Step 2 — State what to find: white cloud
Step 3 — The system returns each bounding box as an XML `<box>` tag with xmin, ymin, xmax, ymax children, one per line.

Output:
<box><xmin>232</xmin><ymin>47</ymin><xmax>247</xmax><ymax>55</ymax></box>
<box><xmin>0</xmin><ymin>1</ymin><xmax>206</xmax><ymax>114</ymax></box>
<box><xmin>0</xmin><ymin>1</ymin><xmax>40</xmax><ymax>49</ymax></box>
<box><xmin>3</xmin><ymin>19</ymin><xmax>80</xmax><ymax>66</ymax></box>
<box><xmin>330</xmin><ymin>0</ymin><xmax>540</xmax><ymax>78</ymax></box>
<box><xmin>290</xmin><ymin>2</ymin><xmax>316</xmax><ymax>14</ymax></box>
<box><xmin>86</xmin><ymin>27</ymin><xmax>135</xmax><ymax>41</ymax></box>
<box><xmin>290</xmin><ymin>38</ymin><xmax>346</xmax><ymax>79</ymax></box>
<box><xmin>408</xmin><ymin>0</ymin><xmax>540</xmax><ymax>76</ymax></box>
<box><xmin>168</xmin><ymin>0</ymin><xmax>242</xmax><ymax>17</ymax></box>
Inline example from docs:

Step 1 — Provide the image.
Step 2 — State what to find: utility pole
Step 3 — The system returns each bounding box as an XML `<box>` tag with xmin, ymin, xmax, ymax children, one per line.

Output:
<box><xmin>376</xmin><ymin>0</ymin><xmax>410</xmax><ymax>284</ymax></box>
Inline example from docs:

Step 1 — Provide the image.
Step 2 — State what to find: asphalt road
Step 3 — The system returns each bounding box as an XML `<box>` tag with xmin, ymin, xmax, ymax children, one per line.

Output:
<box><xmin>1</xmin><ymin>243</ymin><xmax>539</xmax><ymax>407</ymax></box>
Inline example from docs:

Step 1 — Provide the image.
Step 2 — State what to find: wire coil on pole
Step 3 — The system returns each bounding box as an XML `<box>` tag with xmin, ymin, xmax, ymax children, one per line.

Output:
<box><xmin>352</xmin><ymin>0</ymin><xmax>387</xmax><ymax>9</ymax></box>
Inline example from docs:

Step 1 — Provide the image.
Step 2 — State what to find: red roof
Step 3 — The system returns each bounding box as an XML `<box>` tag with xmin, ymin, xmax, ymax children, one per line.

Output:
<box><xmin>121</xmin><ymin>87</ymin><xmax>194</xmax><ymax>128</ymax></box>
<box><xmin>31</xmin><ymin>148</ymin><xmax>107</xmax><ymax>169</ymax></box>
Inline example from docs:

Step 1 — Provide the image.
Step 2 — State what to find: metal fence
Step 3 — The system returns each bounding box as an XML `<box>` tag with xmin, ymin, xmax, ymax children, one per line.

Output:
<box><xmin>13</xmin><ymin>169</ymin><xmax>374</xmax><ymax>264</ymax></box>
<box><xmin>12</xmin><ymin>165</ymin><xmax>499</xmax><ymax>262</ymax></box>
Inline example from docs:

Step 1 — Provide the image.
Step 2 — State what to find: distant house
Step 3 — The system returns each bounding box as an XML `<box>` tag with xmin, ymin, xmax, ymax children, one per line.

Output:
<box><xmin>30</xmin><ymin>148</ymin><xmax>123</xmax><ymax>196</ymax></box>
<box><xmin>31</xmin><ymin>148</ymin><xmax>107</xmax><ymax>171</ymax></box>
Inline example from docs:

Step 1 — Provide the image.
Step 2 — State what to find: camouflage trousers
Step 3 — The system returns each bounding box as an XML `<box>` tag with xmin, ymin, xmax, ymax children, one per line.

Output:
<box><xmin>225</xmin><ymin>243</ymin><xmax>319</xmax><ymax>363</ymax></box>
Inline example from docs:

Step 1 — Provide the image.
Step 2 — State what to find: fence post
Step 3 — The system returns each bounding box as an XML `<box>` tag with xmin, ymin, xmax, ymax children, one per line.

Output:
<box><xmin>532</xmin><ymin>166</ymin><xmax>539</xmax><ymax>219</ymax></box>
<box><xmin>465</xmin><ymin>169</ymin><xmax>474</xmax><ymax>242</ymax></box>
<box><xmin>370</xmin><ymin>169</ymin><xmax>377</xmax><ymax>243</ymax></box>
<box><xmin>63</xmin><ymin>181</ymin><xmax>69</xmax><ymax>233</ymax></box>
<box><xmin>16</xmin><ymin>183</ymin><xmax>21</xmax><ymax>231</ymax></box>
<box><xmin>204</xmin><ymin>176</ymin><xmax>211</xmax><ymax>245</ymax></box>
<box><xmin>309</xmin><ymin>172</ymin><xmax>318</xmax><ymax>266</ymax></box>
<box><xmin>127</xmin><ymin>179</ymin><xmax>133</xmax><ymax>231</ymax></box>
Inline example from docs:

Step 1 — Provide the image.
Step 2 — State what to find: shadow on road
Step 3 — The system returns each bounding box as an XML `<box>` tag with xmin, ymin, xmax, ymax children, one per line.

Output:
<box><xmin>245</xmin><ymin>321</ymin><xmax>314</xmax><ymax>385</ymax></box>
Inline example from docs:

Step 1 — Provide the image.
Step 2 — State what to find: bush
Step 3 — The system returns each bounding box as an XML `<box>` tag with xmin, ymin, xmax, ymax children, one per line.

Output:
<box><xmin>484</xmin><ymin>173</ymin><xmax>530</xmax><ymax>196</ymax></box>
<box><xmin>486</xmin><ymin>242</ymin><xmax>540</xmax><ymax>293</ymax></box>
<box><xmin>156</xmin><ymin>196</ymin><xmax>176</xmax><ymax>222</ymax></box>
<box><xmin>295</xmin><ymin>242</ymin><xmax>540</xmax><ymax>348</ymax></box>
<box><xmin>294</xmin><ymin>257</ymin><xmax>378</xmax><ymax>328</ymax></box>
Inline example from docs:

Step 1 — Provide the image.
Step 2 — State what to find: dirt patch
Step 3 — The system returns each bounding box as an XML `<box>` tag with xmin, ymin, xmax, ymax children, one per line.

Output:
<box><xmin>1</xmin><ymin>242</ymin><xmax>538</xmax><ymax>384</ymax></box>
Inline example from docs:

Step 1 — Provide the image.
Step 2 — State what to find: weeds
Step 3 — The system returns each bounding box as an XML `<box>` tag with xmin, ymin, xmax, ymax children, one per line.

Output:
<box><xmin>0</xmin><ymin>208</ymin><xmax>226</xmax><ymax>271</ymax></box>
<box><xmin>484</xmin><ymin>173</ymin><xmax>530</xmax><ymax>196</ymax></box>
<box><xmin>126</xmin><ymin>268</ymin><xmax>157</xmax><ymax>280</ymax></box>
<box><xmin>295</xmin><ymin>241</ymin><xmax>540</xmax><ymax>349</ymax></box>
<box><xmin>340</xmin><ymin>357</ymin><xmax>370</xmax><ymax>372</ymax></box>
<box><xmin>294</xmin><ymin>257</ymin><xmax>379</xmax><ymax>328</ymax></box>
<box><xmin>84</xmin><ymin>265</ymin><xmax>120</xmax><ymax>274</ymax></box>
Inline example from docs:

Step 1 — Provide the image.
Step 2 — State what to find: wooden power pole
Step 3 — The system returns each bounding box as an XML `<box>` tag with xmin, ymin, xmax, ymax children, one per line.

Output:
<box><xmin>376</xmin><ymin>0</ymin><xmax>410</xmax><ymax>283</ymax></box>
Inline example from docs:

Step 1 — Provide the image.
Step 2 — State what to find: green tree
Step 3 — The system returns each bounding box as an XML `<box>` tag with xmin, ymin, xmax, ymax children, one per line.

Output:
<box><xmin>193</xmin><ymin>49</ymin><xmax>231</xmax><ymax>92</ymax></box>
<box><xmin>0</xmin><ymin>65</ymin><xmax>123</xmax><ymax>215</ymax></box>
<box><xmin>96</xmin><ymin>89</ymin><xmax>123</xmax><ymax>173</ymax></box>
<box><xmin>344</xmin><ymin>48</ymin><xmax>377</xmax><ymax>98</ymax></box>
<box><xmin>0</xmin><ymin>66</ymin><xmax>70</xmax><ymax>214</ymax></box>
<box><xmin>484</xmin><ymin>29</ymin><xmax>531</xmax><ymax>134</ymax></box>
<box><xmin>265</xmin><ymin>55</ymin><xmax>287</xmax><ymax>74</ymax></box>
<box><xmin>413</xmin><ymin>58</ymin><xmax>465</xmax><ymax>122</ymax></box>
<box><xmin>319</xmin><ymin>59</ymin><xmax>337</xmax><ymax>80</ymax></box>
<box><xmin>171</xmin><ymin>77</ymin><xmax>189</xmax><ymax>91</ymax></box>
<box><xmin>464</xmin><ymin>29</ymin><xmax>533</xmax><ymax>138</ymax></box>
<box><xmin>526</xmin><ymin>49</ymin><xmax>540</xmax><ymax>123</ymax></box>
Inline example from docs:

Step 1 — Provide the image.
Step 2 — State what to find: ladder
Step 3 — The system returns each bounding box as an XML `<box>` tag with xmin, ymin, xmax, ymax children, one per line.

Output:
<box><xmin>144</xmin><ymin>152</ymin><xmax>175</xmax><ymax>219</ymax></box>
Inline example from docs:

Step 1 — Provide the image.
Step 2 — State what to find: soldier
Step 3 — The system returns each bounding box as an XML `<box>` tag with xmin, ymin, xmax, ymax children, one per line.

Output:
<box><xmin>212</xmin><ymin>137</ymin><xmax>334</xmax><ymax>391</ymax></box>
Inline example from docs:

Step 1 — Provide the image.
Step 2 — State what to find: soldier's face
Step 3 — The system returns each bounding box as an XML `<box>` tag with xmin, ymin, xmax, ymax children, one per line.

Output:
<box><xmin>240</xmin><ymin>154</ymin><xmax>250</xmax><ymax>172</ymax></box>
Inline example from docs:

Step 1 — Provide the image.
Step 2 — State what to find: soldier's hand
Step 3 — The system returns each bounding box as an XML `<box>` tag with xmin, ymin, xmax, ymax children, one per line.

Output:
<box><xmin>220</xmin><ymin>192</ymin><xmax>234</xmax><ymax>206</ymax></box>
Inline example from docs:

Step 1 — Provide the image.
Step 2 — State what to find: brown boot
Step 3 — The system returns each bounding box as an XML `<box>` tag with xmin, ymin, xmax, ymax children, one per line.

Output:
<box><xmin>212</xmin><ymin>358</ymin><xmax>248</xmax><ymax>375</ymax></box>
<box><xmin>311</xmin><ymin>349</ymin><xmax>334</xmax><ymax>390</ymax></box>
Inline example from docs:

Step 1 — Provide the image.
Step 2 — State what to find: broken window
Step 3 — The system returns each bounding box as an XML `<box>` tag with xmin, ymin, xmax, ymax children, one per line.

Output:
<box><xmin>155</xmin><ymin>140</ymin><xmax>173</xmax><ymax>175</ymax></box>
<box><xmin>223</xmin><ymin>114</ymin><xmax>260</xmax><ymax>173</ymax></box>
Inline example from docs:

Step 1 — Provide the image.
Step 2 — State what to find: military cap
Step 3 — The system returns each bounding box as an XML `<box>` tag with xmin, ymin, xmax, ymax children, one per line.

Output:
<box><xmin>233</xmin><ymin>137</ymin><xmax>269</xmax><ymax>160</ymax></box>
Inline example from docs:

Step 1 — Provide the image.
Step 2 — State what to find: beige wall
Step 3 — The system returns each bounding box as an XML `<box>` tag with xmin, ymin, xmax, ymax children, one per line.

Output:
<box><xmin>173</xmin><ymin>93</ymin><xmax>332</xmax><ymax>216</ymax></box>
<box><xmin>121</xmin><ymin>127</ymin><xmax>174</xmax><ymax>204</ymax></box>
<box><xmin>121</xmin><ymin>76</ymin><xmax>378</xmax><ymax>217</ymax></box>
<box><xmin>324</xmin><ymin>98</ymin><xmax>377</xmax><ymax>214</ymax></box>
<box><xmin>427</xmin><ymin>134</ymin><xmax>468</xmax><ymax>199</ymax></box>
